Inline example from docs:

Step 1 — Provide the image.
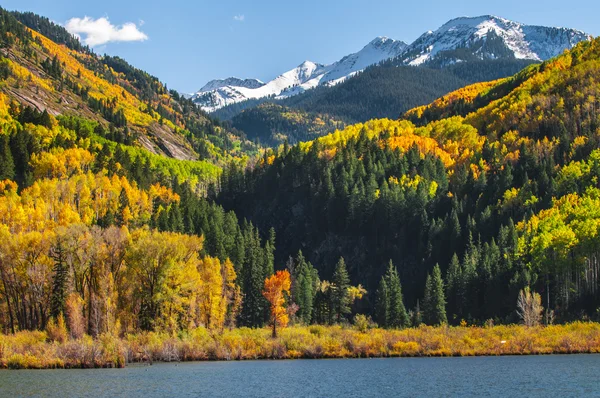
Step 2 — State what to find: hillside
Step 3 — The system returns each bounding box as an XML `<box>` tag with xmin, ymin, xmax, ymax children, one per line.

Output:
<box><xmin>219</xmin><ymin>59</ymin><xmax>535</xmax><ymax>145</ymax></box>
<box><xmin>2</xmin><ymin>5</ymin><xmax>600</xmax><ymax>347</ymax></box>
<box><xmin>191</xmin><ymin>37</ymin><xmax>408</xmax><ymax>112</ymax></box>
<box><xmin>217</xmin><ymin>37</ymin><xmax>600</xmax><ymax>324</ymax></box>
<box><xmin>195</xmin><ymin>15</ymin><xmax>588</xmax><ymax>114</ymax></box>
<box><xmin>398</xmin><ymin>15</ymin><xmax>589</xmax><ymax>66</ymax></box>
<box><xmin>229</xmin><ymin>103</ymin><xmax>345</xmax><ymax>146</ymax></box>
<box><xmin>2</xmin><ymin>9</ymin><xmax>257</xmax><ymax>164</ymax></box>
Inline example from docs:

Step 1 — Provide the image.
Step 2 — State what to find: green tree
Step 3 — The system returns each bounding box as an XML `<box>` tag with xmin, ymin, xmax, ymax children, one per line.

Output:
<box><xmin>0</xmin><ymin>135</ymin><xmax>15</xmax><ymax>180</ymax></box>
<box><xmin>423</xmin><ymin>264</ymin><xmax>447</xmax><ymax>325</ymax></box>
<box><xmin>292</xmin><ymin>251</ymin><xmax>317</xmax><ymax>324</ymax></box>
<box><xmin>331</xmin><ymin>257</ymin><xmax>351</xmax><ymax>323</ymax></box>
<box><xmin>386</xmin><ymin>261</ymin><xmax>409</xmax><ymax>328</ymax></box>
<box><xmin>49</xmin><ymin>232</ymin><xmax>69</xmax><ymax>319</ymax></box>
<box><xmin>375</xmin><ymin>277</ymin><xmax>389</xmax><ymax>328</ymax></box>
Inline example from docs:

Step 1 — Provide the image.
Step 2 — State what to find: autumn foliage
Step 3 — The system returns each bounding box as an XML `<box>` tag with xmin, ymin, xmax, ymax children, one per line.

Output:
<box><xmin>263</xmin><ymin>270</ymin><xmax>291</xmax><ymax>337</ymax></box>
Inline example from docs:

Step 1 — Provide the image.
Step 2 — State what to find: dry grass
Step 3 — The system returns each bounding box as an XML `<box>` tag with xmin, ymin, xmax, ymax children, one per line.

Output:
<box><xmin>1</xmin><ymin>322</ymin><xmax>600</xmax><ymax>369</ymax></box>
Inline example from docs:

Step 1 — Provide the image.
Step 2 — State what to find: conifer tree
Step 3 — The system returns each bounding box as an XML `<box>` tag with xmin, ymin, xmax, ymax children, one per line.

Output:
<box><xmin>423</xmin><ymin>264</ymin><xmax>447</xmax><ymax>325</ymax></box>
<box><xmin>375</xmin><ymin>277</ymin><xmax>389</xmax><ymax>328</ymax></box>
<box><xmin>292</xmin><ymin>251</ymin><xmax>317</xmax><ymax>324</ymax></box>
<box><xmin>445</xmin><ymin>253</ymin><xmax>461</xmax><ymax>322</ymax></box>
<box><xmin>0</xmin><ymin>134</ymin><xmax>15</xmax><ymax>180</ymax></box>
<box><xmin>386</xmin><ymin>261</ymin><xmax>409</xmax><ymax>328</ymax></box>
<box><xmin>49</xmin><ymin>234</ymin><xmax>69</xmax><ymax>319</ymax></box>
<box><xmin>331</xmin><ymin>257</ymin><xmax>351</xmax><ymax>323</ymax></box>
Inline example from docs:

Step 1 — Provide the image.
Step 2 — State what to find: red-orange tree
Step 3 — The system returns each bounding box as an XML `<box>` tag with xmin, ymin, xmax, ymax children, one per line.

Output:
<box><xmin>262</xmin><ymin>270</ymin><xmax>291</xmax><ymax>337</ymax></box>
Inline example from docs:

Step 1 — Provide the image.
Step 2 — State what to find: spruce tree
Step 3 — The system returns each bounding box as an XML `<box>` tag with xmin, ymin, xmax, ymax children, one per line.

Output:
<box><xmin>423</xmin><ymin>264</ymin><xmax>447</xmax><ymax>325</ymax></box>
<box><xmin>386</xmin><ymin>261</ymin><xmax>409</xmax><ymax>328</ymax></box>
<box><xmin>292</xmin><ymin>251</ymin><xmax>316</xmax><ymax>324</ymax></box>
<box><xmin>116</xmin><ymin>188</ymin><xmax>129</xmax><ymax>226</ymax></box>
<box><xmin>0</xmin><ymin>134</ymin><xmax>15</xmax><ymax>181</ymax></box>
<box><xmin>298</xmin><ymin>264</ymin><xmax>315</xmax><ymax>324</ymax></box>
<box><xmin>445</xmin><ymin>253</ymin><xmax>461</xmax><ymax>323</ymax></box>
<box><xmin>375</xmin><ymin>277</ymin><xmax>389</xmax><ymax>328</ymax></box>
<box><xmin>239</xmin><ymin>224</ymin><xmax>267</xmax><ymax>327</ymax></box>
<box><xmin>49</xmin><ymin>236</ymin><xmax>68</xmax><ymax>319</ymax></box>
<box><xmin>331</xmin><ymin>257</ymin><xmax>351</xmax><ymax>323</ymax></box>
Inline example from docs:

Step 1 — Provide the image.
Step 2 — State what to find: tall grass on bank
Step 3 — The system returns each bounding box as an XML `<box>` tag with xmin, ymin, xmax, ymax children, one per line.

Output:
<box><xmin>1</xmin><ymin>323</ymin><xmax>600</xmax><ymax>369</ymax></box>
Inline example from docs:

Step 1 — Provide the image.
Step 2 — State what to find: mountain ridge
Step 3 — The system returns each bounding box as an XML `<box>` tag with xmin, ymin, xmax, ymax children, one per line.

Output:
<box><xmin>190</xmin><ymin>36</ymin><xmax>409</xmax><ymax>112</ymax></box>
<box><xmin>192</xmin><ymin>15</ymin><xmax>589</xmax><ymax>112</ymax></box>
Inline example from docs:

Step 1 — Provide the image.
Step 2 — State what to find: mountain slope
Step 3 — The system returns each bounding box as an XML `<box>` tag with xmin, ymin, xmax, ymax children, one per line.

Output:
<box><xmin>229</xmin><ymin>103</ymin><xmax>345</xmax><ymax>146</ymax></box>
<box><xmin>195</xmin><ymin>15</ymin><xmax>588</xmax><ymax>115</ymax></box>
<box><xmin>217</xmin><ymin>37</ymin><xmax>600</xmax><ymax>321</ymax></box>
<box><xmin>191</xmin><ymin>37</ymin><xmax>407</xmax><ymax>112</ymax></box>
<box><xmin>398</xmin><ymin>15</ymin><xmax>590</xmax><ymax>66</ymax></box>
<box><xmin>218</xmin><ymin>59</ymin><xmax>535</xmax><ymax>145</ymax></box>
<box><xmin>3</xmin><ymin>9</ymin><xmax>256</xmax><ymax>163</ymax></box>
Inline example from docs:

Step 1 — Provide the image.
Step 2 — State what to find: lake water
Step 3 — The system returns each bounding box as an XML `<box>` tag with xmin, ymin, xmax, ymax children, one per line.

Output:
<box><xmin>1</xmin><ymin>355</ymin><xmax>599</xmax><ymax>397</ymax></box>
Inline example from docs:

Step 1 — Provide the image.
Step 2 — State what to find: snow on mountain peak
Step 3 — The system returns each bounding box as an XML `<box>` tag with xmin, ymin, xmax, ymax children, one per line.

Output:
<box><xmin>199</xmin><ymin>77</ymin><xmax>264</xmax><ymax>93</ymax></box>
<box><xmin>190</xmin><ymin>15</ymin><xmax>590</xmax><ymax>112</ymax></box>
<box><xmin>191</xmin><ymin>36</ymin><xmax>408</xmax><ymax>112</ymax></box>
<box><xmin>402</xmin><ymin>15</ymin><xmax>590</xmax><ymax>66</ymax></box>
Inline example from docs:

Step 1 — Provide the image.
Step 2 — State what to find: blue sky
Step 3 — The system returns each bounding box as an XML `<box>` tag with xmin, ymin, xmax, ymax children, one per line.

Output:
<box><xmin>3</xmin><ymin>0</ymin><xmax>599</xmax><ymax>92</ymax></box>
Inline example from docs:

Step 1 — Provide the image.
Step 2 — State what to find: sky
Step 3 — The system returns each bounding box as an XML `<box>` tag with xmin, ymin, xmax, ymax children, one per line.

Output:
<box><xmin>3</xmin><ymin>0</ymin><xmax>599</xmax><ymax>93</ymax></box>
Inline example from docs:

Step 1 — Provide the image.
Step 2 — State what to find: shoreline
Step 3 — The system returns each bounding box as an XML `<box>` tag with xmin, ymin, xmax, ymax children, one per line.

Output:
<box><xmin>2</xmin><ymin>322</ymin><xmax>600</xmax><ymax>369</ymax></box>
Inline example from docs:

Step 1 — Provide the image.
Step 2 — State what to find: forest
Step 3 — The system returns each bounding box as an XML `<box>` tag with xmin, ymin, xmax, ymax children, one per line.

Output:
<box><xmin>1</xmin><ymin>7</ymin><xmax>600</xmax><ymax>368</ymax></box>
<box><xmin>214</xmin><ymin>58</ymin><xmax>535</xmax><ymax>146</ymax></box>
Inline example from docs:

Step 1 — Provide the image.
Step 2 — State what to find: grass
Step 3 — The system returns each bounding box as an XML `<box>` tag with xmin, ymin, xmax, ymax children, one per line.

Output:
<box><xmin>1</xmin><ymin>322</ymin><xmax>600</xmax><ymax>369</ymax></box>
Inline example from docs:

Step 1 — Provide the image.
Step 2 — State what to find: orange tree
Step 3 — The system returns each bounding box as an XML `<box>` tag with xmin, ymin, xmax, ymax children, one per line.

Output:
<box><xmin>262</xmin><ymin>270</ymin><xmax>291</xmax><ymax>337</ymax></box>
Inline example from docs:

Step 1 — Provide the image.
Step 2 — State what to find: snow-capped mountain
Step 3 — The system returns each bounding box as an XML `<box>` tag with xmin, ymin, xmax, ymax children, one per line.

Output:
<box><xmin>191</xmin><ymin>37</ymin><xmax>407</xmax><ymax>112</ymax></box>
<box><xmin>199</xmin><ymin>78</ymin><xmax>265</xmax><ymax>92</ymax></box>
<box><xmin>191</xmin><ymin>16</ymin><xmax>590</xmax><ymax>112</ymax></box>
<box><xmin>399</xmin><ymin>15</ymin><xmax>590</xmax><ymax>66</ymax></box>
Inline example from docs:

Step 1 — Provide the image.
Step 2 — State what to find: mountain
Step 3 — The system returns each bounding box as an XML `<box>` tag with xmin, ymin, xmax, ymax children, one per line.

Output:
<box><xmin>199</xmin><ymin>77</ymin><xmax>265</xmax><ymax>92</ymax></box>
<box><xmin>398</xmin><ymin>15</ymin><xmax>590</xmax><ymax>66</ymax></box>
<box><xmin>3</xmin><ymin>9</ymin><xmax>257</xmax><ymax>164</ymax></box>
<box><xmin>194</xmin><ymin>16</ymin><xmax>588</xmax><ymax>114</ymax></box>
<box><xmin>218</xmin><ymin>37</ymin><xmax>600</xmax><ymax>322</ymax></box>
<box><xmin>216</xmin><ymin>59</ymin><xmax>537</xmax><ymax>145</ymax></box>
<box><xmin>191</xmin><ymin>37</ymin><xmax>408</xmax><ymax>112</ymax></box>
<box><xmin>229</xmin><ymin>103</ymin><xmax>345</xmax><ymax>146</ymax></box>
<box><xmin>208</xmin><ymin>16</ymin><xmax>589</xmax><ymax>146</ymax></box>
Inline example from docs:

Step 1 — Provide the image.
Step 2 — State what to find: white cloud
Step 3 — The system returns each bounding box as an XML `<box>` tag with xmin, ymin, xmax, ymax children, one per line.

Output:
<box><xmin>65</xmin><ymin>16</ymin><xmax>148</xmax><ymax>47</ymax></box>
<box><xmin>233</xmin><ymin>14</ymin><xmax>245</xmax><ymax>22</ymax></box>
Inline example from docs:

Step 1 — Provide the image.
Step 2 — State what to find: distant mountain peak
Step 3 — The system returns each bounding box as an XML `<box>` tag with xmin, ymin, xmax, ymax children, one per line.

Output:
<box><xmin>190</xmin><ymin>15</ymin><xmax>589</xmax><ymax>112</ymax></box>
<box><xmin>191</xmin><ymin>36</ymin><xmax>408</xmax><ymax>112</ymax></box>
<box><xmin>199</xmin><ymin>77</ymin><xmax>264</xmax><ymax>93</ymax></box>
<box><xmin>401</xmin><ymin>15</ymin><xmax>590</xmax><ymax>66</ymax></box>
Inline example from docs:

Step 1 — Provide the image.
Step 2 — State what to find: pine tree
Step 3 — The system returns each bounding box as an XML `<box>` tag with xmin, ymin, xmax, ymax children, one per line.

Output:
<box><xmin>239</xmin><ymin>224</ymin><xmax>267</xmax><ymax>327</ymax></box>
<box><xmin>292</xmin><ymin>251</ymin><xmax>316</xmax><ymax>324</ymax></box>
<box><xmin>49</xmin><ymin>235</ymin><xmax>68</xmax><ymax>319</ymax></box>
<box><xmin>375</xmin><ymin>277</ymin><xmax>389</xmax><ymax>328</ymax></box>
<box><xmin>445</xmin><ymin>253</ymin><xmax>461</xmax><ymax>323</ymax></box>
<box><xmin>0</xmin><ymin>134</ymin><xmax>15</xmax><ymax>180</ymax></box>
<box><xmin>116</xmin><ymin>188</ymin><xmax>130</xmax><ymax>226</ymax></box>
<box><xmin>331</xmin><ymin>257</ymin><xmax>351</xmax><ymax>323</ymax></box>
<box><xmin>386</xmin><ymin>261</ymin><xmax>409</xmax><ymax>328</ymax></box>
<box><xmin>423</xmin><ymin>264</ymin><xmax>447</xmax><ymax>325</ymax></box>
<box><xmin>298</xmin><ymin>264</ymin><xmax>315</xmax><ymax>324</ymax></box>
<box><xmin>264</xmin><ymin>227</ymin><xmax>276</xmax><ymax>277</ymax></box>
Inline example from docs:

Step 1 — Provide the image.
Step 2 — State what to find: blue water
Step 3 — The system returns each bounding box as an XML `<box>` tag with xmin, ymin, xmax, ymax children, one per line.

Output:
<box><xmin>1</xmin><ymin>355</ymin><xmax>599</xmax><ymax>397</ymax></box>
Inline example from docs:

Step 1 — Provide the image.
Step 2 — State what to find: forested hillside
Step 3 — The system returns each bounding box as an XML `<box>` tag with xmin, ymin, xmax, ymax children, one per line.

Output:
<box><xmin>230</xmin><ymin>103</ymin><xmax>345</xmax><ymax>147</ymax></box>
<box><xmin>1</xmin><ymin>5</ymin><xmax>600</xmax><ymax>346</ymax></box>
<box><xmin>218</xmin><ymin>59</ymin><xmax>535</xmax><ymax>145</ymax></box>
<box><xmin>1</xmin><ymin>9</ymin><xmax>257</xmax><ymax>164</ymax></box>
<box><xmin>218</xmin><ymin>37</ymin><xmax>600</xmax><ymax>325</ymax></box>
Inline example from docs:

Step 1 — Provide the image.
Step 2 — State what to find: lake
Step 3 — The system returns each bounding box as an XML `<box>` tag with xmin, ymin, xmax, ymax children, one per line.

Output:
<box><xmin>1</xmin><ymin>355</ymin><xmax>599</xmax><ymax>397</ymax></box>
